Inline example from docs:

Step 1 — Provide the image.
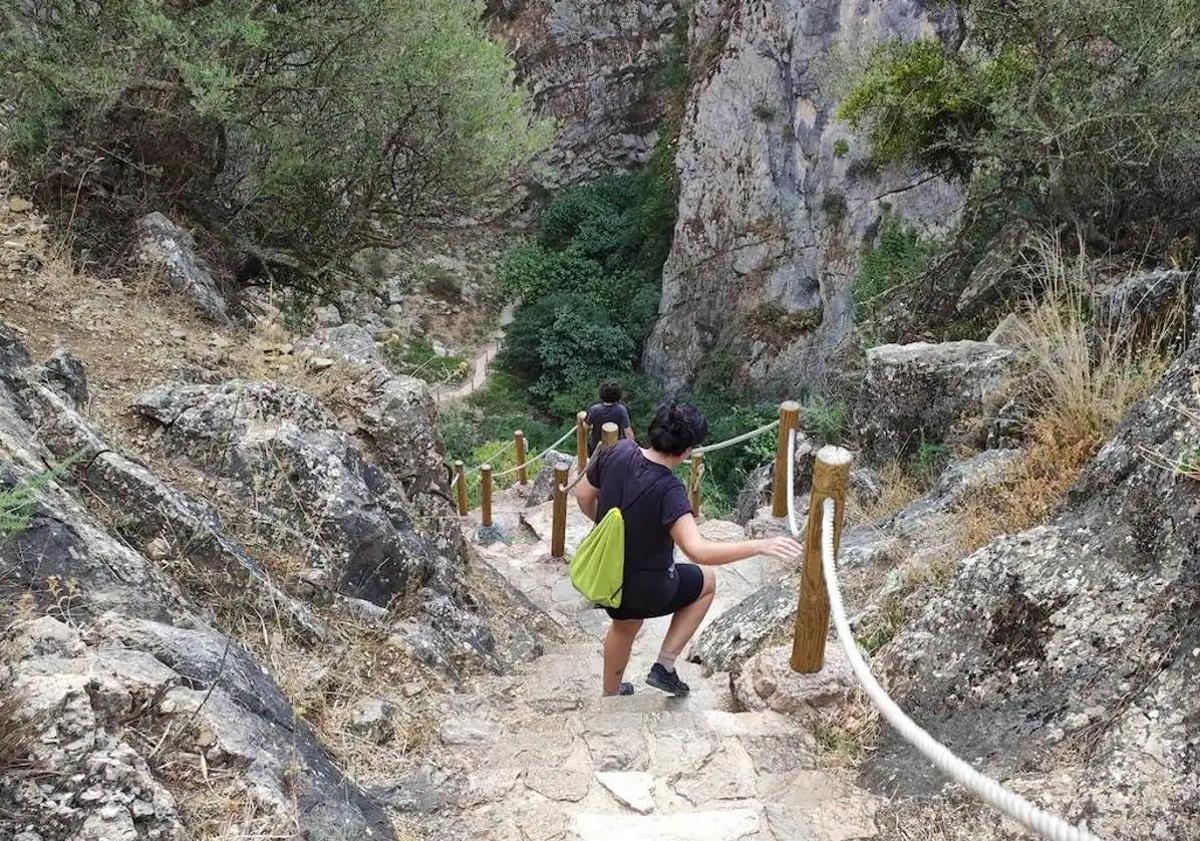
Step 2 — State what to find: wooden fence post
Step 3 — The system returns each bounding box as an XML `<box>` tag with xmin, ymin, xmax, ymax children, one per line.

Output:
<box><xmin>576</xmin><ymin>411</ymin><xmax>588</xmax><ymax>474</ymax></box>
<box><xmin>600</xmin><ymin>421</ymin><xmax>619</xmax><ymax>447</ymax></box>
<box><xmin>771</xmin><ymin>400</ymin><xmax>802</xmax><ymax>518</ymax></box>
<box><xmin>480</xmin><ymin>464</ymin><xmax>493</xmax><ymax>527</ymax></box>
<box><xmin>514</xmin><ymin>430</ymin><xmax>528</xmax><ymax>485</ymax></box>
<box><xmin>791</xmin><ymin>445</ymin><xmax>852</xmax><ymax>673</ymax></box>
<box><xmin>454</xmin><ymin>460</ymin><xmax>468</xmax><ymax>516</ymax></box>
<box><xmin>689</xmin><ymin>451</ymin><xmax>704</xmax><ymax>520</ymax></box>
<box><xmin>551</xmin><ymin>461</ymin><xmax>570</xmax><ymax>560</ymax></box>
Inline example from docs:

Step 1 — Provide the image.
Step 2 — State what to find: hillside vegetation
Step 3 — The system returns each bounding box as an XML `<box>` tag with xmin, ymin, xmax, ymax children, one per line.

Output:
<box><xmin>0</xmin><ymin>0</ymin><xmax>548</xmax><ymax>286</ymax></box>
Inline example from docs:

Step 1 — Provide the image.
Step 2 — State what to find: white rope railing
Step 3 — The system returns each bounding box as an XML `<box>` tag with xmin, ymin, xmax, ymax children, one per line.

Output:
<box><xmin>692</xmin><ymin>418</ymin><xmax>779</xmax><ymax>455</ymax></box>
<box><xmin>786</xmin><ymin>430</ymin><xmax>1102</xmax><ymax>841</ymax></box>
<box><xmin>491</xmin><ymin>425</ymin><xmax>576</xmax><ymax>479</ymax></box>
<box><xmin>558</xmin><ymin>439</ymin><xmax>608</xmax><ymax>494</ymax></box>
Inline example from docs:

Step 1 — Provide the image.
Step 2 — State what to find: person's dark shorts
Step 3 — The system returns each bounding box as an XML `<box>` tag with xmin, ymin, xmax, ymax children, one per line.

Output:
<box><xmin>605</xmin><ymin>563</ymin><xmax>705</xmax><ymax>620</ymax></box>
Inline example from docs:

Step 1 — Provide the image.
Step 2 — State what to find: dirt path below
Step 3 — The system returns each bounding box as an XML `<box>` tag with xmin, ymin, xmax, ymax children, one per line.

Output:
<box><xmin>434</xmin><ymin>302</ymin><xmax>514</xmax><ymax>404</ymax></box>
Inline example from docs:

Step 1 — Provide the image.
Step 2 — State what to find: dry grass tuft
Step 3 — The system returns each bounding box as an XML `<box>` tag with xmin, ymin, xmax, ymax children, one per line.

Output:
<box><xmin>0</xmin><ymin>686</ymin><xmax>36</xmax><ymax>774</ymax></box>
<box><xmin>850</xmin><ymin>460</ymin><xmax>924</xmax><ymax>526</ymax></box>
<box><xmin>943</xmin><ymin>236</ymin><xmax>1177</xmax><ymax>563</ymax></box>
<box><xmin>812</xmin><ymin>688</ymin><xmax>882</xmax><ymax>769</ymax></box>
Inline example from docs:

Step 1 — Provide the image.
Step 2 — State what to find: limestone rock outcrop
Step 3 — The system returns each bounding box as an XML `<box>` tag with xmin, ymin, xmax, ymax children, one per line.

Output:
<box><xmin>492</xmin><ymin>0</ymin><xmax>684</xmax><ymax>190</ymax></box>
<box><xmin>135</xmin><ymin>212</ymin><xmax>230</xmax><ymax>324</ymax></box>
<box><xmin>0</xmin><ymin>336</ymin><xmax>395</xmax><ymax>840</ymax></box>
<box><xmin>863</xmin><ymin>331</ymin><xmax>1200</xmax><ymax>839</ymax></box>
<box><xmin>644</xmin><ymin>0</ymin><xmax>961</xmax><ymax>393</ymax></box>
<box><xmin>857</xmin><ymin>340</ymin><xmax>1018</xmax><ymax>463</ymax></box>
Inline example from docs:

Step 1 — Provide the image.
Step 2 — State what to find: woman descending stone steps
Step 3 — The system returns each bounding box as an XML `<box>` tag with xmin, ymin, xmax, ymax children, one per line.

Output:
<box><xmin>575</xmin><ymin>402</ymin><xmax>803</xmax><ymax>698</ymax></box>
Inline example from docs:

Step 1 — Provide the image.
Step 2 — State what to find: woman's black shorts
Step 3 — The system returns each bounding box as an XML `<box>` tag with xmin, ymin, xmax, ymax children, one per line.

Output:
<box><xmin>605</xmin><ymin>563</ymin><xmax>705</xmax><ymax>620</ymax></box>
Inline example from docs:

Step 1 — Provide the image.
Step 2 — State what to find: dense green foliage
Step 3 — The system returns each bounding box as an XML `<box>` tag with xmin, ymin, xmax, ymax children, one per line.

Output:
<box><xmin>496</xmin><ymin>169</ymin><xmax>674</xmax><ymax>416</ymax></box>
<box><xmin>0</xmin><ymin>0</ymin><xmax>548</xmax><ymax>278</ymax></box>
<box><xmin>840</xmin><ymin>0</ymin><xmax>1200</xmax><ymax>249</ymax></box>
<box><xmin>853</xmin><ymin>217</ymin><xmax>935</xmax><ymax>317</ymax></box>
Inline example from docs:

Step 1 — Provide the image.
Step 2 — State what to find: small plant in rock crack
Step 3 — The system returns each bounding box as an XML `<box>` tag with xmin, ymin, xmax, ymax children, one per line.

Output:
<box><xmin>0</xmin><ymin>459</ymin><xmax>76</xmax><ymax>542</ymax></box>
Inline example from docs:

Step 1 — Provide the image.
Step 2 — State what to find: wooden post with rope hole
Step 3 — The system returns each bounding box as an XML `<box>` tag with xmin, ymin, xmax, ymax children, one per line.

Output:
<box><xmin>551</xmin><ymin>461</ymin><xmax>570</xmax><ymax>560</ymax></box>
<box><xmin>576</xmin><ymin>411</ymin><xmax>588</xmax><ymax>474</ymax></box>
<box><xmin>600</xmin><ymin>421</ymin><xmax>619</xmax><ymax>448</ymax></box>
<box><xmin>689</xmin><ymin>451</ymin><xmax>704</xmax><ymax>520</ymax></box>
<box><xmin>771</xmin><ymin>400</ymin><xmax>802</xmax><ymax>518</ymax></box>
<box><xmin>790</xmin><ymin>445</ymin><xmax>852</xmax><ymax>673</ymax></box>
<box><xmin>454</xmin><ymin>460</ymin><xmax>468</xmax><ymax>516</ymax></box>
<box><xmin>514</xmin><ymin>430</ymin><xmax>528</xmax><ymax>485</ymax></box>
<box><xmin>480</xmin><ymin>464</ymin><xmax>493</xmax><ymax>528</ymax></box>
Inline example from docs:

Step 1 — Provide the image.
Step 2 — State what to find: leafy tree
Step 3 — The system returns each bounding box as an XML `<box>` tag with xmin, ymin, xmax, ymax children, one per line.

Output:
<box><xmin>839</xmin><ymin>0</ymin><xmax>1200</xmax><ymax>249</ymax></box>
<box><xmin>0</xmin><ymin>0</ymin><xmax>550</xmax><ymax>281</ymax></box>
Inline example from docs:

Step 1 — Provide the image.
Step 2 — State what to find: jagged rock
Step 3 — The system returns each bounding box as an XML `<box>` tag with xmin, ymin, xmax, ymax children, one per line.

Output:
<box><xmin>526</xmin><ymin>450</ymin><xmax>572</xmax><ymax>507</ymax></box>
<box><xmin>860</xmin><ymin>336</ymin><xmax>1200</xmax><ymax>839</ymax></box>
<box><xmin>955</xmin><ymin>219</ymin><xmax>1032</xmax><ymax>314</ymax></box>
<box><xmin>299</xmin><ymin>324</ymin><xmax>383</xmax><ymax>367</ymax></box>
<box><xmin>595</xmin><ymin>771</ymin><xmax>655</xmax><ymax>813</ymax></box>
<box><xmin>299</xmin><ymin>325</ymin><xmax>449</xmax><ymax>503</ymax></box>
<box><xmin>732</xmin><ymin>644</ymin><xmax>853</xmax><ymax>719</ymax></box>
<box><xmin>733</xmin><ymin>432</ymin><xmax>816</xmax><ymax>525</ymax></box>
<box><xmin>643</xmin><ymin>0</ymin><xmax>961</xmax><ymax>394</ymax></box>
<box><xmin>0</xmin><ymin>423</ymin><xmax>394</xmax><ymax>841</ymax></box>
<box><xmin>986</xmin><ymin>312</ymin><xmax>1026</xmax><ymax>348</ymax></box>
<box><xmin>135</xmin><ymin>212</ymin><xmax>229</xmax><ymax>324</ymax></box>
<box><xmin>692</xmin><ymin>449</ymin><xmax>1023</xmax><ymax>672</ymax></box>
<box><xmin>858</xmin><ymin>340</ymin><xmax>1018</xmax><ymax>463</ymax></box>
<box><xmin>38</xmin><ymin>348</ymin><xmax>87</xmax><ymax>407</ymax></box>
<box><xmin>495</xmin><ymin>0</ymin><xmax>683</xmax><ymax>191</ymax></box>
<box><xmin>348</xmin><ymin>698</ymin><xmax>397</xmax><ymax>744</ymax></box>
<box><xmin>12</xmin><ymin>377</ymin><xmax>326</xmax><ymax>641</ymax></box>
<box><xmin>132</xmin><ymin>380</ymin><xmax>446</xmax><ymax>606</ymax></box>
<box><xmin>1098</xmin><ymin>267</ymin><xmax>1196</xmax><ymax>343</ymax></box>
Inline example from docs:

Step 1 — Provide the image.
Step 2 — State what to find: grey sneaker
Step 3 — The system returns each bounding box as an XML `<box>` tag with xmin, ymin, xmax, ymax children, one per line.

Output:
<box><xmin>646</xmin><ymin>663</ymin><xmax>690</xmax><ymax>697</ymax></box>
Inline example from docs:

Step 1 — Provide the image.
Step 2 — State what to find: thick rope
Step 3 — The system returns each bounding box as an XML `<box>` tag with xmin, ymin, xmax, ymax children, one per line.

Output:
<box><xmin>692</xmin><ymin>418</ymin><xmax>779</xmax><ymax>455</ymax></box>
<box><xmin>786</xmin><ymin>431</ymin><xmax>1103</xmax><ymax>841</ymax></box>
<box><xmin>558</xmin><ymin>440</ymin><xmax>608</xmax><ymax>494</ymax></box>
<box><xmin>491</xmin><ymin>425</ymin><xmax>576</xmax><ymax>479</ymax></box>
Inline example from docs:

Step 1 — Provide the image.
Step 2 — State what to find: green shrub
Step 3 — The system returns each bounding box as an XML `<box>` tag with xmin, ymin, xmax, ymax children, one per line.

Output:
<box><xmin>853</xmin><ymin>216</ymin><xmax>934</xmax><ymax>316</ymax></box>
<box><xmin>833</xmin><ymin>139</ymin><xmax>850</xmax><ymax>158</ymax></box>
<box><xmin>839</xmin><ymin>0</ymin><xmax>1200</xmax><ymax>250</ymax></box>
<box><xmin>383</xmin><ymin>338</ymin><xmax>466</xmax><ymax>385</ymax></box>
<box><xmin>0</xmin><ymin>0</ymin><xmax>550</xmax><ymax>283</ymax></box>
<box><xmin>802</xmin><ymin>394</ymin><xmax>848</xmax><ymax>445</ymax></box>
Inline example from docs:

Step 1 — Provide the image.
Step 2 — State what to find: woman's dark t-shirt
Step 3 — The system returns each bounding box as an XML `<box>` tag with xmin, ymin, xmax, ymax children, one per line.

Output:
<box><xmin>586</xmin><ymin>439</ymin><xmax>692</xmax><ymax>614</ymax></box>
<box><xmin>586</xmin><ymin>402</ymin><xmax>632</xmax><ymax>453</ymax></box>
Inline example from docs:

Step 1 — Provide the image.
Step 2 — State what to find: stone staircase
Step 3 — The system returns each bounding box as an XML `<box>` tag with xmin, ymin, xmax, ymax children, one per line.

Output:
<box><xmin>420</xmin><ymin>485</ymin><xmax>880</xmax><ymax>841</ymax></box>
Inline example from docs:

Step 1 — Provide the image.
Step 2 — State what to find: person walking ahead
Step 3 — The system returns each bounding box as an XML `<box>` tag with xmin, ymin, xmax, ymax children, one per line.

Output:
<box><xmin>575</xmin><ymin>402</ymin><xmax>803</xmax><ymax>696</ymax></box>
<box><xmin>585</xmin><ymin>380</ymin><xmax>635</xmax><ymax>454</ymax></box>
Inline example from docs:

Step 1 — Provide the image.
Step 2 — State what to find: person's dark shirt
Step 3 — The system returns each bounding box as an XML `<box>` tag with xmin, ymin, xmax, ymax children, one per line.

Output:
<box><xmin>586</xmin><ymin>402</ymin><xmax>632</xmax><ymax>454</ymax></box>
<box><xmin>586</xmin><ymin>439</ymin><xmax>691</xmax><ymax>576</ymax></box>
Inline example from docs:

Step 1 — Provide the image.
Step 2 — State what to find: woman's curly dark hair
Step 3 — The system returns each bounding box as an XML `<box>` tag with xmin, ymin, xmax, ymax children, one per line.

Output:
<box><xmin>648</xmin><ymin>401</ymin><xmax>709</xmax><ymax>456</ymax></box>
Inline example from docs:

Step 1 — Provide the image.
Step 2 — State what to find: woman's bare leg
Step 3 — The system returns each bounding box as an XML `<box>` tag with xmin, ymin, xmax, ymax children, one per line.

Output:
<box><xmin>659</xmin><ymin>567</ymin><xmax>716</xmax><ymax>660</ymax></box>
<box><xmin>603</xmin><ymin>618</ymin><xmax>643</xmax><ymax>695</ymax></box>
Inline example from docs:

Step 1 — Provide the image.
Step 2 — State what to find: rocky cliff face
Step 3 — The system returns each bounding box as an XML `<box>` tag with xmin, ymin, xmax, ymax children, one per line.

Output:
<box><xmin>490</xmin><ymin>0</ymin><xmax>683</xmax><ymax>192</ymax></box>
<box><xmin>863</xmin><ymin>329</ymin><xmax>1200</xmax><ymax>838</ymax></box>
<box><xmin>644</xmin><ymin>0</ymin><xmax>962</xmax><ymax>394</ymax></box>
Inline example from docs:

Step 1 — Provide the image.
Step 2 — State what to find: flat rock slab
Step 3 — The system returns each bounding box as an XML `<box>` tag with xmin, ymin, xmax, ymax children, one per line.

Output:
<box><xmin>595</xmin><ymin>771</ymin><xmax>656</xmax><ymax>813</ymax></box>
<box><xmin>526</xmin><ymin>767</ymin><xmax>592</xmax><ymax>802</ymax></box>
<box><xmin>440</xmin><ymin>717</ymin><xmax>499</xmax><ymax>746</ymax></box>
<box><xmin>571</xmin><ymin>807</ymin><xmax>762</xmax><ymax>841</ymax></box>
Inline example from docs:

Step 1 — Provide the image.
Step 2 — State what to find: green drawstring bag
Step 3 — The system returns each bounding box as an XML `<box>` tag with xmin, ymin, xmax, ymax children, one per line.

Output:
<box><xmin>569</xmin><ymin>507</ymin><xmax>625</xmax><ymax>607</ymax></box>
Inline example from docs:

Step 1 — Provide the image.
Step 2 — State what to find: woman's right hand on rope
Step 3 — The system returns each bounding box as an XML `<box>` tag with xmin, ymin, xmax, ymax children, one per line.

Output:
<box><xmin>756</xmin><ymin>536</ymin><xmax>803</xmax><ymax>562</ymax></box>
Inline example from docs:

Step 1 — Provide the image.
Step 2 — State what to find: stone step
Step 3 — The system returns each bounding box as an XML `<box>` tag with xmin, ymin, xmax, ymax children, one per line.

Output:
<box><xmin>570</xmin><ymin>806</ymin><xmax>765</xmax><ymax>841</ymax></box>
